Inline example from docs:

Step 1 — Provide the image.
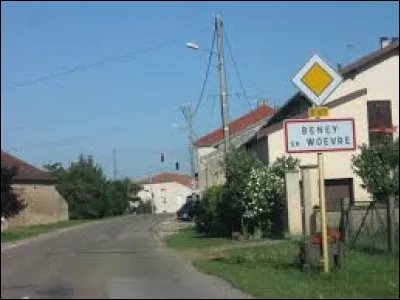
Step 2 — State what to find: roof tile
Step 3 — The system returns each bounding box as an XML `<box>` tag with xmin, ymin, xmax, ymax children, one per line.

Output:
<box><xmin>195</xmin><ymin>103</ymin><xmax>275</xmax><ymax>147</ymax></box>
<box><xmin>1</xmin><ymin>151</ymin><xmax>55</xmax><ymax>182</ymax></box>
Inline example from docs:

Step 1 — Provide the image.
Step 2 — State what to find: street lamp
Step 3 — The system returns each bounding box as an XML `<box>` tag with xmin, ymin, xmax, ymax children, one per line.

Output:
<box><xmin>185</xmin><ymin>42</ymin><xmax>199</xmax><ymax>50</ymax></box>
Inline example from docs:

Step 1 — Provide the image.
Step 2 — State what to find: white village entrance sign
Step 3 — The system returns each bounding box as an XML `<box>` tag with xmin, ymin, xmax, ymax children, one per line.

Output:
<box><xmin>285</xmin><ymin>118</ymin><xmax>356</xmax><ymax>153</ymax></box>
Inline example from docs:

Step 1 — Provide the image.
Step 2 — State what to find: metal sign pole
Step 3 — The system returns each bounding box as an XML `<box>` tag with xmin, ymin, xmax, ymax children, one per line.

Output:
<box><xmin>317</xmin><ymin>151</ymin><xmax>329</xmax><ymax>273</ymax></box>
<box><xmin>315</xmin><ymin>107</ymin><xmax>329</xmax><ymax>273</ymax></box>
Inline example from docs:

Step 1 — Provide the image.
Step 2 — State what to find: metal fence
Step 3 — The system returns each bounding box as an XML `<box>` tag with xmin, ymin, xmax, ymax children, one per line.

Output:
<box><xmin>314</xmin><ymin>197</ymin><xmax>399</xmax><ymax>255</ymax></box>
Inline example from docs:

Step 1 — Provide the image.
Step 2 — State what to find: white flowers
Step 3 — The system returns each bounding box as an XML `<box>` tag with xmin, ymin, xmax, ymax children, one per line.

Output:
<box><xmin>242</xmin><ymin>166</ymin><xmax>285</xmax><ymax>223</ymax></box>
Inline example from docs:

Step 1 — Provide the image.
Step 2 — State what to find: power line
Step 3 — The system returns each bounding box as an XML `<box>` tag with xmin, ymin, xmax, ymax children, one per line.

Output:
<box><xmin>3</xmin><ymin>123</ymin><xmax>136</xmax><ymax>152</ymax></box>
<box><xmin>192</xmin><ymin>26</ymin><xmax>217</xmax><ymax>116</ymax></box>
<box><xmin>3</xmin><ymin>27</ymin><xmax>210</xmax><ymax>91</ymax></box>
<box><xmin>224</xmin><ymin>29</ymin><xmax>268</xmax><ymax>128</ymax></box>
<box><xmin>223</xmin><ymin>29</ymin><xmax>254</xmax><ymax>112</ymax></box>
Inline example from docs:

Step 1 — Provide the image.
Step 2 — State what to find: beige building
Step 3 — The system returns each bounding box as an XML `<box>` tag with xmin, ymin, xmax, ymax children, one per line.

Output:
<box><xmin>195</xmin><ymin>103</ymin><xmax>275</xmax><ymax>190</ymax></box>
<box><xmin>247</xmin><ymin>38</ymin><xmax>399</xmax><ymax>206</ymax></box>
<box><xmin>137</xmin><ymin>173</ymin><xmax>194</xmax><ymax>214</ymax></box>
<box><xmin>1</xmin><ymin>151</ymin><xmax>69</xmax><ymax>230</ymax></box>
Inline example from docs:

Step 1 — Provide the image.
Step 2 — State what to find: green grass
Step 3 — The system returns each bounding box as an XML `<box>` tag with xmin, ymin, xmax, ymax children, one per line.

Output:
<box><xmin>1</xmin><ymin>219</ymin><xmax>94</xmax><ymax>243</ymax></box>
<box><xmin>0</xmin><ymin>213</ymin><xmax>133</xmax><ymax>243</ymax></box>
<box><xmin>194</xmin><ymin>242</ymin><xmax>399</xmax><ymax>299</ymax></box>
<box><xmin>166</xmin><ymin>227</ymin><xmax>233</xmax><ymax>249</ymax></box>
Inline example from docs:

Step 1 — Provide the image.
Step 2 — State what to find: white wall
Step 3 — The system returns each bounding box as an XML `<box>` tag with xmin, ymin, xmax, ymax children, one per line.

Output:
<box><xmin>196</xmin><ymin>121</ymin><xmax>270</xmax><ymax>190</ymax></box>
<box><xmin>138</xmin><ymin>182</ymin><xmax>193</xmax><ymax>214</ymax></box>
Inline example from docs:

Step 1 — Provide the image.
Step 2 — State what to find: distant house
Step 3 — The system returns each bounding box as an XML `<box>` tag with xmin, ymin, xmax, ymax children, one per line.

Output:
<box><xmin>194</xmin><ymin>102</ymin><xmax>276</xmax><ymax>190</ymax></box>
<box><xmin>1</xmin><ymin>151</ymin><xmax>69</xmax><ymax>229</ymax></box>
<box><xmin>137</xmin><ymin>173</ymin><xmax>194</xmax><ymax>214</ymax></box>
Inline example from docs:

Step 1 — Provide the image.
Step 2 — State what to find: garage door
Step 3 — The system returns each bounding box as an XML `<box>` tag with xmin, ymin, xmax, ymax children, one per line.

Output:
<box><xmin>324</xmin><ymin>178</ymin><xmax>354</xmax><ymax>211</ymax></box>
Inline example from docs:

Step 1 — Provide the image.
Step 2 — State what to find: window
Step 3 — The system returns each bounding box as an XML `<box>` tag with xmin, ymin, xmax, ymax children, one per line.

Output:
<box><xmin>367</xmin><ymin>101</ymin><xmax>393</xmax><ymax>146</ymax></box>
<box><xmin>162</xmin><ymin>197</ymin><xmax>167</xmax><ymax>204</ymax></box>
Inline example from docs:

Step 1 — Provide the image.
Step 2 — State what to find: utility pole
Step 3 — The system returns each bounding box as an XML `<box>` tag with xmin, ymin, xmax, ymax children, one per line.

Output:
<box><xmin>113</xmin><ymin>148</ymin><xmax>117</xmax><ymax>181</ymax></box>
<box><xmin>215</xmin><ymin>14</ymin><xmax>230</xmax><ymax>156</ymax></box>
<box><xmin>182</xmin><ymin>105</ymin><xmax>196</xmax><ymax>177</ymax></box>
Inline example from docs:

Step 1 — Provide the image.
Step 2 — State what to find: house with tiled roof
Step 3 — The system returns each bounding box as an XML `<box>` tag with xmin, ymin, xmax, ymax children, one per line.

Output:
<box><xmin>1</xmin><ymin>151</ymin><xmax>69</xmax><ymax>229</ymax></box>
<box><xmin>195</xmin><ymin>102</ymin><xmax>276</xmax><ymax>190</ymax></box>
<box><xmin>136</xmin><ymin>173</ymin><xmax>194</xmax><ymax>214</ymax></box>
<box><xmin>246</xmin><ymin>37</ymin><xmax>399</xmax><ymax>208</ymax></box>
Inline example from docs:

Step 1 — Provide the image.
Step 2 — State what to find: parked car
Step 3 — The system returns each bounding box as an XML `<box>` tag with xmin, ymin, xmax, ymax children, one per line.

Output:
<box><xmin>177</xmin><ymin>194</ymin><xmax>200</xmax><ymax>221</ymax></box>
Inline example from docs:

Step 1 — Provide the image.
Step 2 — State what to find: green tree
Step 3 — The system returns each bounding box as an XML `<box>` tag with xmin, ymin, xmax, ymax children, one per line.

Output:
<box><xmin>352</xmin><ymin>138</ymin><xmax>399</xmax><ymax>202</ymax></box>
<box><xmin>44</xmin><ymin>155</ymin><xmax>142</xmax><ymax>219</ymax></box>
<box><xmin>1</xmin><ymin>165</ymin><xmax>26</xmax><ymax>219</ymax></box>
<box><xmin>45</xmin><ymin>155</ymin><xmax>106</xmax><ymax>219</ymax></box>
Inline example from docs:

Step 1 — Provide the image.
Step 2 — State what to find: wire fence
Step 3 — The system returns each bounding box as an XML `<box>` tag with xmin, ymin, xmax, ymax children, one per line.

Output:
<box><xmin>317</xmin><ymin>198</ymin><xmax>399</xmax><ymax>255</ymax></box>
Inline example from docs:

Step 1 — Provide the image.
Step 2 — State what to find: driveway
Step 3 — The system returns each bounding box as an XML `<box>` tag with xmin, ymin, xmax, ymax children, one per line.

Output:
<box><xmin>1</xmin><ymin>214</ymin><xmax>251</xmax><ymax>299</ymax></box>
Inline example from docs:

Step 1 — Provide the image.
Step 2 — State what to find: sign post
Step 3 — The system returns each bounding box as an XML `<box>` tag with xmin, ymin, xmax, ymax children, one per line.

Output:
<box><xmin>291</xmin><ymin>54</ymin><xmax>344</xmax><ymax>273</ymax></box>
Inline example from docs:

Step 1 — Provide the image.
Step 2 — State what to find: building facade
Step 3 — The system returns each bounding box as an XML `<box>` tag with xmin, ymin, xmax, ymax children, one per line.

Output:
<box><xmin>1</xmin><ymin>151</ymin><xmax>69</xmax><ymax>229</ymax></box>
<box><xmin>137</xmin><ymin>173</ymin><xmax>194</xmax><ymax>214</ymax></box>
<box><xmin>195</xmin><ymin>103</ymin><xmax>275</xmax><ymax>190</ymax></box>
<box><xmin>248</xmin><ymin>38</ymin><xmax>399</xmax><ymax>206</ymax></box>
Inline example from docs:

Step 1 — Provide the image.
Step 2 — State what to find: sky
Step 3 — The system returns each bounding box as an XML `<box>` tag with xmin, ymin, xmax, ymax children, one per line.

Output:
<box><xmin>1</xmin><ymin>1</ymin><xmax>399</xmax><ymax>179</ymax></box>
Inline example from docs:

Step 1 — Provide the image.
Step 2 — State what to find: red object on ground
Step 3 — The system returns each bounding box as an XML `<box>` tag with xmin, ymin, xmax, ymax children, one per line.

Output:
<box><xmin>310</xmin><ymin>229</ymin><xmax>341</xmax><ymax>245</ymax></box>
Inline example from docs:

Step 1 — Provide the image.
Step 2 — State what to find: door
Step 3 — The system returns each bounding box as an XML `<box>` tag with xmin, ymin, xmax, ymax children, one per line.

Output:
<box><xmin>324</xmin><ymin>178</ymin><xmax>354</xmax><ymax>211</ymax></box>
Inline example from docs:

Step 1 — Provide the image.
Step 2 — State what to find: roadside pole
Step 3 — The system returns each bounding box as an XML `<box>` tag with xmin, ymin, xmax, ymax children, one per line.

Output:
<box><xmin>150</xmin><ymin>175</ymin><xmax>154</xmax><ymax>215</ymax></box>
<box><xmin>317</xmin><ymin>133</ymin><xmax>329</xmax><ymax>273</ymax></box>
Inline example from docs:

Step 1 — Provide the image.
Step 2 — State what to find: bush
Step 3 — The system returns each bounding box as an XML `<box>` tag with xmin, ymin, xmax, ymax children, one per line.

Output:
<box><xmin>352</xmin><ymin>138</ymin><xmax>399</xmax><ymax>202</ymax></box>
<box><xmin>219</xmin><ymin>149</ymin><xmax>263</xmax><ymax>237</ymax></box>
<box><xmin>195</xmin><ymin>185</ymin><xmax>224</xmax><ymax>234</ymax></box>
<box><xmin>242</xmin><ymin>155</ymin><xmax>300</xmax><ymax>237</ymax></box>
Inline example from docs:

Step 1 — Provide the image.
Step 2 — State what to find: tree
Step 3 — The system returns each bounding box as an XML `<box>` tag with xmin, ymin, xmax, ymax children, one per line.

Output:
<box><xmin>44</xmin><ymin>155</ymin><xmax>142</xmax><ymax>219</ymax></box>
<box><xmin>45</xmin><ymin>155</ymin><xmax>107</xmax><ymax>219</ymax></box>
<box><xmin>352</xmin><ymin>138</ymin><xmax>399</xmax><ymax>202</ymax></box>
<box><xmin>1</xmin><ymin>165</ymin><xmax>26</xmax><ymax>218</ymax></box>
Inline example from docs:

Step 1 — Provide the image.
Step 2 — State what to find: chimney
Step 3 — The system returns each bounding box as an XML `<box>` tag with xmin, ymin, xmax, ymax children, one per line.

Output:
<box><xmin>380</xmin><ymin>37</ymin><xmax>390</xmax><ymax>49</ymax></box>
<box><xmin>258</xmin><ymin>99</ymin><xmax>267</xmax><ymax>107</ymax></box>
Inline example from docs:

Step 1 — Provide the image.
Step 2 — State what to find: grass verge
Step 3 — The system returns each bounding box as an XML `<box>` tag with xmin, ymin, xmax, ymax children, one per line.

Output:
<box><xmin>194</xmin><ymin>241</ymin><xmax>399</xmax><ymax>299</ymax></box>
<box><xmin>1</xmin><ymin>219</ymin><xmax>94</xmax><ymax>243</ymax></box>
<box><xmin>165</xmin><ymin>227</ymin><xmax>233</xmax><ymax>249</ymax></box>
<box><xmin>1</xmin><ymin>214</ymin><xmax>131</xmax><ymax>243</ymax></box>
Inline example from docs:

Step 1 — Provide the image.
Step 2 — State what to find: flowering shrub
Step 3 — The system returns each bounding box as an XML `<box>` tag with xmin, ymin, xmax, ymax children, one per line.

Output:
<box><xmin>242</xmin><ymin>155</ymin><xmax>300</xmax><ymax>236</ymax></box>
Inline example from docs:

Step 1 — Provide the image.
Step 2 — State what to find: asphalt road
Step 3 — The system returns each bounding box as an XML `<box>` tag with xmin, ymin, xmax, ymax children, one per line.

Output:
<box><xmin>1</xmin><ymin>215</ymin><xmax>251</xmax><ymax>299</ymax></box>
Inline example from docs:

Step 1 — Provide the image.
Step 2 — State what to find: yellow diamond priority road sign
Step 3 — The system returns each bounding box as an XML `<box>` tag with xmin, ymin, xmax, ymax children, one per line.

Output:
<box><xmin>292</xmin><ymin>54</ymin><xmax>343</xmax><ymax>106</ymax></box>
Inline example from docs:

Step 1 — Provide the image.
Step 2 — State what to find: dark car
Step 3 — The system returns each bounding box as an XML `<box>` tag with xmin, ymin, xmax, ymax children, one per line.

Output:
<box><xmin>177</xmin><ymin>194</ymin><xmax>200</xmax><ymax>221</ymax></box>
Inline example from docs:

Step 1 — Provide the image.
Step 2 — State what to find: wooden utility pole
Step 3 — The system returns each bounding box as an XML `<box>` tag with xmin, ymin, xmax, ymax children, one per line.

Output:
<box><xmin>215</xmin><ymin>14</ymin><xmax>230</xmax><ymax>156</ymax></box>
<box><xmin>182</xmin><ymin>105</ymin><xmax>196</xmax><ymax>177</ymax></box>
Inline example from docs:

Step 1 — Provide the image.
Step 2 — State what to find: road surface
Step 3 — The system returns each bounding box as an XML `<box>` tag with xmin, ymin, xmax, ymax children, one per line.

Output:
<box><xmin>1</xmin><ymin>215</ymin><xmax>251</xmax><ymax>299</ymax></box>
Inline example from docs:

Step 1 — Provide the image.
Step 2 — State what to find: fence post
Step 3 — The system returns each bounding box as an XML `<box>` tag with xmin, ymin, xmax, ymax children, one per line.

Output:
<box><xmin>340</xmin><ymin>198</ymin><xmax>350</xmax><ymax>244</ymax></box>
<box><xmin>387</xmin><ymin>196</ymin><xmax>396</xmax><ymax>254</ymax></box>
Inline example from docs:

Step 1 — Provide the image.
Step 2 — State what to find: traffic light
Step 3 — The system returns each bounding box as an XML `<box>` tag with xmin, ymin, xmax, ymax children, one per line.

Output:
<box><xmin>194</xmin><ymin>172</ymin><xmax>198</xmax><ymax>180</ymax></box>
<box><xmin>161</xmin><ymin>152</ymin><xmax>165</xmax><ymax>163</ymax></box>
<box><xmin>175</xmin><ymin>162</ymin><xmax>179</xmax><ymax>170</ymax></box>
